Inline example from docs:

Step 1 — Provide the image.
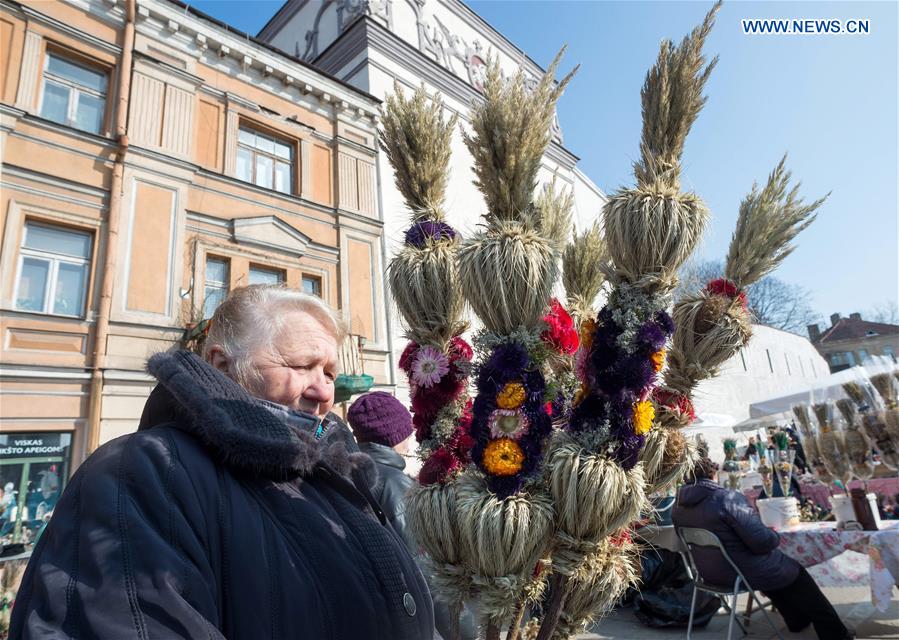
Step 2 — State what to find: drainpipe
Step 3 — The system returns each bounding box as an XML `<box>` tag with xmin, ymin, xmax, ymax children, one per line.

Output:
<box><xmin>85</xmin><ymin>0</ymin><xmax>135</xmax><ymax>456</ymax></box>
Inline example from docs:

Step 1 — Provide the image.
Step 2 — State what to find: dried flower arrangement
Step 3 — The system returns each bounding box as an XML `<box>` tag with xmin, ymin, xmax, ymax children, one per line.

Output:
<box><xmin>379</xmin><ymin>82</ymin><xmax>474</xmax><ymax>628</ymax></box>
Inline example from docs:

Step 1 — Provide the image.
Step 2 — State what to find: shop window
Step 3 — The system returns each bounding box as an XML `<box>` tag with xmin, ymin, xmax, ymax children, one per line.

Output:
<box><xmin>248</xmin><ymin>265</ymin><xmax>284</xmax><ymax>286</ymax></box>
<box><xmin>14</xmin><ymin>222</ymin><xmax>92</xmax><ymax>317</ymax></box>
<box><xmin>235</xmin><ymin>125</ymin><xmax>294</xmax><ymax>194</ymax></box>
<box><xmin>0</xmin><ymin>432</ymin><xmax>72</xmax><ymax>544</ymax></box>
<box><xmin>203</xmin><ymin>256</ymin><xmax>229</xmax><ymax>319</ymax></box>
<box><xmin>302</xmin><ymin>274</ymin><xmax>322</xmax><ymax>297</ymax></box>
<box><xmin>40</xmin><ymin>52</ymin><xmax>108</xmax><ymax>134</ymax></box>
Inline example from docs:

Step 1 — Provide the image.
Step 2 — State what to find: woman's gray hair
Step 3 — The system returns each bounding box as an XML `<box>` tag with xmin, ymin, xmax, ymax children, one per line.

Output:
<box><xmin>203</xmin><ymin>285</ymin><xmax>347</xmax><ymax>391</ymax></box>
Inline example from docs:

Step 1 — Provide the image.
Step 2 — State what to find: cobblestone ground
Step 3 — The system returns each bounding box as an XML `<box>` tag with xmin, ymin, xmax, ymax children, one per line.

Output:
<box><xmin>574</xmin><ymin>585</ymin><xmax>899</xmax><ymax>639</ymax></box>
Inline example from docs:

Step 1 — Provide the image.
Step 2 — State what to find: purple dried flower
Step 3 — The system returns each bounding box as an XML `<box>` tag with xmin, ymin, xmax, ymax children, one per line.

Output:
<box><xmin>655</xmin><ymin>310</ymin><xmax>675</xmax><ymax>335</ymax></box>
<box><xmin>404</xmin><ymin>221</ymin><xmax>459</xmax><ymax>248</ymax></box>
<box><xmin>484</xmin><ymin>342</ymin><xmax>529</xmax><ymax>382</ymax></box>
<box><xmin>636</xmin><ymin>320</ymin><xmax>668</xmax><ymax>353</ymax></box>
<box><xmin>487</xmin><ymin>474</ymin><xmax>525</xmax><ymax>499</ymax></box>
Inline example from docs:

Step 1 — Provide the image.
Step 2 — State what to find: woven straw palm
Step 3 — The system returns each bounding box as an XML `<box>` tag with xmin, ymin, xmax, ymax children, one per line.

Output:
<box><xmin>644</xmin><ymin>156</ymin><xmax>827</xmax><ymax>493</ymax></box>
<box><xmin>545</xmin><ymin>433</ymin><xmax>648</xmax><ymax>579</ymax></box>
<box><xmin>454</xmin><ymin>472</ymin><xmax>555</xmax><ymax>626</ymax></box>
<box><xmin>551</xmin><ymin>538</ymin><xmax>639</xmax><ymax>640</ymax></box>
<box><xmin>389</xmin><ymin>241</ymin><xmax>467</xmax><ymax>347</ymax></box>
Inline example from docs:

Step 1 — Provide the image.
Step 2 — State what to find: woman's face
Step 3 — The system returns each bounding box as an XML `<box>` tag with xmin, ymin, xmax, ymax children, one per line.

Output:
<box><xmin>209</xmin><ymin>310</ymin><xmax>339</xmax><ymax>418</ymax></box>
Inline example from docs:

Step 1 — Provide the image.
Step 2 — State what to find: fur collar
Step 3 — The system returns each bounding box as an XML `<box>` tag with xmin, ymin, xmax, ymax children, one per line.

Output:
<box><xmin>144</xmin><ymin>350</ymin><xmax>372</xmax><ymax>481</ymax></box>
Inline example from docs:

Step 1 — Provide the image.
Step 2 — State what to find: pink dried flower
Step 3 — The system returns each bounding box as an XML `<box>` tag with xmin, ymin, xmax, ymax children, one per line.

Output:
<box><xmin>411</xmin><ymin>346</ymin><xmax>450</xmax><ymax>388</ymax></box>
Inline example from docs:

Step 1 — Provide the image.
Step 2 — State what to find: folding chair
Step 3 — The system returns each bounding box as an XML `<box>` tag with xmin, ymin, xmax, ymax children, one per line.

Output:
<box><xmin>676</xmin><ymin>526</ymin><xmax>784</xmax><ymax>640</ymax></box>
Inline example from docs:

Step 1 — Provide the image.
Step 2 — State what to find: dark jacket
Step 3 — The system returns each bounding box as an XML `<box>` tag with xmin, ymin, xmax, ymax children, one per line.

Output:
<box><xmin>11</xmin><ymin>351</ymin><xmax>434</xmax><ymax>639</ymax></box>
<box><xmin>360</xmin><ymin>442</ymin><xmax>477</xmax><ymax>640</ymax></box>
<box><xmin>672</xmin><ymin>479</ymin><xmax>800</xmax><ymax>591</ymax></box>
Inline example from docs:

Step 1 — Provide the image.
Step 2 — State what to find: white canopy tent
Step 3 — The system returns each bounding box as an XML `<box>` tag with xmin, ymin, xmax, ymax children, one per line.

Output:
<box><xmin>747</xmin><ymin>362</ymin><xmax>894</xmax><ymax>419</ymax></box>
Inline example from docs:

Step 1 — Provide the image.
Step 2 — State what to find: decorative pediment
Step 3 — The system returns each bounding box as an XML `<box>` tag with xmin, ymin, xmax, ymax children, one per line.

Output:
<box><xmin>231</xmin><ymin>216</ymin><xmax>312</xmax><ymax>257</ymax></box>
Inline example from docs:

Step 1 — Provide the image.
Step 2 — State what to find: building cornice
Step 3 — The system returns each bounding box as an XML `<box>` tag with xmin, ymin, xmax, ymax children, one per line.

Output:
<box><xmin>6</xmin><ymin>0</ymin><xmax>124</xmax><ymax>56</ymax></box>
<box><xmin>136</xmin><ymin>0</ymin><xmax>381</xmax><ymax>117</ymax></box>
<box><xmin>317</xmin><ymin>18</ymin><xmax>578</xmax><ymax>169</ymax></box>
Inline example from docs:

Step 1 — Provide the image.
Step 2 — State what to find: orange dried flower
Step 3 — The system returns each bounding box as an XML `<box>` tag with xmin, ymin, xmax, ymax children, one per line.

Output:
<box><xmin>496</xmin><ymin>382</ymin><xmax>527</xmax><ymax>410</ymax></box>
<box><xmin>579</xmin><ymin>318</ymin><xmax>596</xmax><ymax>351</ymax></box>
<box><xmin>651</xmin><ymin>349</ymin><xmax>666</xmax><ymax>373</ymax></box>
<box><xmin>482</xmin><ymin>438</ymin><xmax>525</xmax><ymax>476</ymax></box>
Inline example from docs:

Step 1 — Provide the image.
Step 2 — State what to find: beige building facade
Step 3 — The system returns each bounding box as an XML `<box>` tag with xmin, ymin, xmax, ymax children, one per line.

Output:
<box><xmin>0</xmin><ymin>0</ymin><xmax>391</xmax><ymax>505</ymax></box>
<box><xmin>808</xmin><ymin>313</ymin><xmax>899</xmax><ymax>372</ymax></box>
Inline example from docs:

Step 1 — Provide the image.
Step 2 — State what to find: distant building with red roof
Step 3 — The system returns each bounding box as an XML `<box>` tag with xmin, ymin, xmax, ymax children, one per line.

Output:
<box><xmin>808</xmin><ymin>313</ymin><xmax>899</xmax><ymax>372</ymax></box>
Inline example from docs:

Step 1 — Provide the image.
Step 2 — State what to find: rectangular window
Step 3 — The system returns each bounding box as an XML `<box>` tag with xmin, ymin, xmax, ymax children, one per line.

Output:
<box><xmin>302</xmin><ymin>275</ymin><xmax>322</xmax><ymax>297</ymax></box>
<box><xmin>40</xmin><ymin>52</ymin><xmax>107</xmax><ymax>134</ymax></box>
<box><xmin>765</xmin><ymin>348</ymin><xmax>774</xmax><ymax>373</ymax></box>
<box><xmin>203</xmin><ymin>256</ymin><xmax>229</xmax><ymax>319</ymax></box>
<box><xmin>14</xmin><ymin>222</ymin><xmax>92</xmax><ymax>316</ymax></box>
<box><xmin>739</xmin><ymin>349</ymin><xmax>748</xmax><ymax>371</ymax></box>
<box><xmin>235</xmin><ymin>125</ymin><xmax>294</xmax><ymax>195</ymax></box>
<box><xmin>784</xmin><ymin>353</ymin><xmax>791</xmax><ymax>376</ymax></box>
<box><xmin>248</xmin><ymin>265</ymin><xmax>284</xmax><ymax>286</ymax></box>
<box><xmin>845</xmin><ymin>351</ymin><xmax>856</xmax><ymax>366</ymax></box>
<box><xmin>857</xmin><ymin>349</ymin><xmax>868</xmax><ymax>362</ymax></box>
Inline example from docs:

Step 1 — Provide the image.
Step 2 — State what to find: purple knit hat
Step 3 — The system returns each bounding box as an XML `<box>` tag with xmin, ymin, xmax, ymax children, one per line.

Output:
<box><xmin>347</xmin><ymin>391</ymin><xmax>413</xmax><ymax>447</ymax></box>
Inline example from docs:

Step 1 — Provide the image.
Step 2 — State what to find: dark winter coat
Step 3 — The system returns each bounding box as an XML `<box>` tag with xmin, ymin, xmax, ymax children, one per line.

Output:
<box><xmin>10</xmin><ymin>350</ymin><xmax>434</xmax><ymax>640</ymax></box>
<box><xmin>360</xmin><ymin>443</ymin><xmax>477</xmax><ymax>640</ymax></box>
<box><xmin>672</xmin><ymin>479</ymin><xmax>800</xmax><ymax>591</ymax></box>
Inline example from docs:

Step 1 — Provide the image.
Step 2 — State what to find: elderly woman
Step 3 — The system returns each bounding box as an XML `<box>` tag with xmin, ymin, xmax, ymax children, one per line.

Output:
<box><xmin>10</xmin><ymin>285</ymin><xmax>434</xmax><ymax>639</ymax></box>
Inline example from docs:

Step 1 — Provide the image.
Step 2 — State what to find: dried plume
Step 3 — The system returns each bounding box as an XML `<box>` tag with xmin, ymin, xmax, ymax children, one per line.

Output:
<box><xmin>562</xmin><ymin>222</ymin><xmax>607</xmax><ymax>324</ymax></box>
<box><xmin>534</xmin><ymin>177</ymin><xmax>575</xmax><ymax>253</ymax></box>
<box><xmin>379</xmin><ymin>82</ymin><xmax>457</xmax><ymax>221</ymax></box>
<box><xmin>635</xmin><ymin>1</ymin><xmax>721</xmax><ymax>190</ymax></box>
<box><xmin>725</xmin><ymin>155</ymin><xmax>829</xmax><ymax>288</ymax></box>
<box><xmin>458</xmin><ymin>50</ymin><xmax>576</xmax><ymax>333</ymax></box>
<box><xmin>464</xmin><ymin>49</ymin><xmax>578</xmax><ymax>226</ymax></box>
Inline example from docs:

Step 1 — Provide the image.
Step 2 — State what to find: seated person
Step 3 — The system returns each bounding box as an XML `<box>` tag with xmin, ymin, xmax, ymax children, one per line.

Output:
<box><xmin>673</xmin><ymin>457</ymin><xmax>852</xmax><ymax>640</ymax></box>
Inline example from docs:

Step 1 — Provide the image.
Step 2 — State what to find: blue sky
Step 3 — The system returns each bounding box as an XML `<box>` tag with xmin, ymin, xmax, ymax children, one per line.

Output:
<box><xmin>190</xmin><ymin>0</ymin><xmax>898</xmax><ymax>323</ymax></box>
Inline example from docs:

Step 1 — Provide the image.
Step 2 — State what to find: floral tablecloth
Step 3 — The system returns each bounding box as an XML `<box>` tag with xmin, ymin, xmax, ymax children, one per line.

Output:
<box><xmin>777</xmin><ymin>520</ymin><xmax>899</xmax><ymax>612</ymax></box>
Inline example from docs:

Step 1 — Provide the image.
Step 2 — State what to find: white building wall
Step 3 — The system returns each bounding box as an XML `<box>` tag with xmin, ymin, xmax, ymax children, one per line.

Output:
<box><xmin>690</xmin><ymin>324</ymin><xmax>829</xmax><ymax>462</ymax></box>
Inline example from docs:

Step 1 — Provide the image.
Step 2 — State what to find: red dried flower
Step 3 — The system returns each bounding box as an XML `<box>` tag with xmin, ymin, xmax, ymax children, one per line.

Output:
<box><xmin>419</xmin><ymin>447</ymin><xmax>461</xmax><ymax>485</ymax></box>
<box><xmin>653</xmin><ymin>388</ymin><xmax>697</xmax><ymax>424</ymax></box>
<box><xmin>399</xmin><ymin>341</ymin><xmax>419</xmax><ymax>373</ymax></box>
<box><xmin>448</xmin><ymin>336</ymin><xmax>473</xmax><ymax>363</ymax></box>
<box><xmin>541</xmin><ymin>298</ymin><xmax>579</xmax><ymax>355</ymax></box>
<box><xmin>706</xmin><ymin>278</ymin><xmax>748</xmax><ymax>308</ymax></box>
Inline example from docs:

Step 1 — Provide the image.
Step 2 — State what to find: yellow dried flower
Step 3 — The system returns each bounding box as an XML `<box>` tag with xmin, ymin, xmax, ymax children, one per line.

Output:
<box><xmin>651</xmin><ymin>349</ymin><xmax>666</xmax><ymax>373</ymax></box>
<box><xmin>633</xmin><ymin>400</ymin><xmax>655</xmax><ymax>436</ymax></box>
<box><xmin>496</xmin><ymin>382</ymin><xmax>527</xmax><ymax>410</ymax></box>
<box><xmin>482</xmin><ymin>438</ymin><xmax>525</xmax><ymax>476</ymax></box>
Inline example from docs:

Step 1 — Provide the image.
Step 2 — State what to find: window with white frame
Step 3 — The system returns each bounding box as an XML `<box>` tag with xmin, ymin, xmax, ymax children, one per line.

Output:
<box><xmin>203</xmin><ymin>257</ymin><xmax>229</xmax><ymax>319</ymax></box>
<box><xmin>235</xmin><ymin>126</ymin><xmax>294</xmax><ymax>194</ymax></box>
<box><xmin>14</xmin><ymin>222</ymin><xmax>92</xmax><ymax>316</ymax></box>
<box><xmin>248</xmin><ymin>265</ymin><xmax>284</xmax><ymax>286</ymax></box>
<box><xmin>40</xmin><ymin>52</ymin><xmax>108</xmax><ymax>135</ymax></box>
<box><xmin>302</xmin><ymin>275</ymin><xmax>322</xmax><ymax>297</ymax></box>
